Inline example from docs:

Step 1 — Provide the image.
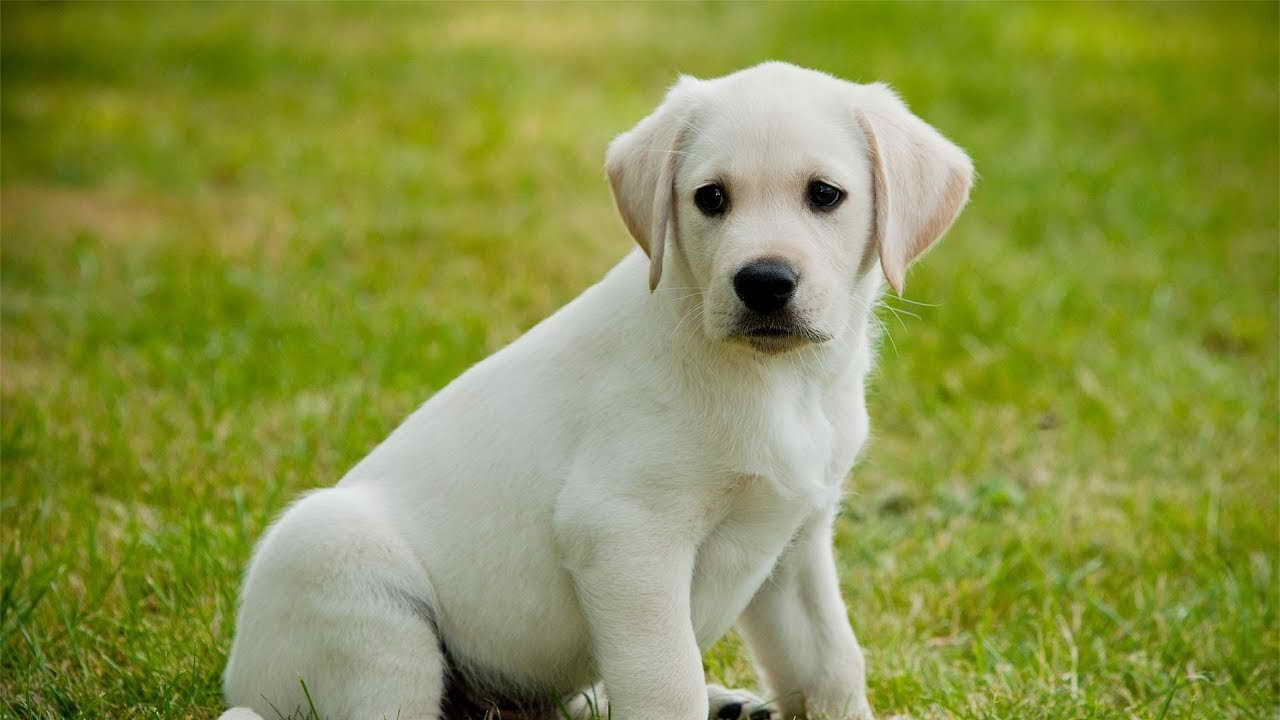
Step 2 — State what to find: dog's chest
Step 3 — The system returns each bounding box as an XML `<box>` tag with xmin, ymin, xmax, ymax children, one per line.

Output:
<box><xmin>686</xmin><ymin>381</ymin><xmax>867</xmax><ymax>647</ymax></box>
<box><xmin>708</xmin><ymin>378</ymin><xmax>858</xmax><ymax>507</ymax></box>
<box><xmin>688</xmin><ymin>473</ymin><xmax>822</xmax><ymax>648</ymax></box>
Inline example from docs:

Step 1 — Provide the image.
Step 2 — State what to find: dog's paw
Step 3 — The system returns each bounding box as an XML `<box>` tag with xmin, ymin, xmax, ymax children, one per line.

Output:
<box><xmin>707</xmin><ymin>683</ymin><xmax>776</xmax><ymax>720</ymax></box>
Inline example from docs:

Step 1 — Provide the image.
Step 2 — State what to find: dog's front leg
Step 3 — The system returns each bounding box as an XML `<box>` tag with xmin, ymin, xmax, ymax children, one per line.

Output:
<box><xmin>739</xmin><ymin>509</ymin><xmax>875</xmax><ymax>720</ymax></box>
<box><xmin>558</xmin><ymin>509</ymin><xmax>707</xmax><ymax>720</ymax></box>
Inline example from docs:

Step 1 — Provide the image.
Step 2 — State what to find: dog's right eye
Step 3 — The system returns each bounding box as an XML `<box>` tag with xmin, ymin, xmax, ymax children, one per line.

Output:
<box><xmin>694</xmin><ymin>184</ymin><xmax>728</xmax><ymax>216</ymax></box>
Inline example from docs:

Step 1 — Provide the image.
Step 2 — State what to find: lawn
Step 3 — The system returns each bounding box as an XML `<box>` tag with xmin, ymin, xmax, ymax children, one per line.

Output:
<box><xmin>2</xmin><ymin>2</ymin><xmax>1276</xmax><ymax>719</ymax></box>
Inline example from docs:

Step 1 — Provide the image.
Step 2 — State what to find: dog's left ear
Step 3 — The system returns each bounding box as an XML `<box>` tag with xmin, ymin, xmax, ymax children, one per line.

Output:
<box><xmin>855</xmin><ymin>83</ymin><xmax>974</xmax><ymax>295</ymax></box>
<box><xmin>606</xmin><ymin>76</ymin><xmax>701</xmax><ymax>292</ymax></box>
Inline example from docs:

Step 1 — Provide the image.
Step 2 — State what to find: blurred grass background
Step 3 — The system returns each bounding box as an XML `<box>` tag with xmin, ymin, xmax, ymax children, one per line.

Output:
<box><xmin>1</xmin><ymin>2</ymin><xmax>1276</xmax><ymax>718</ymax></box>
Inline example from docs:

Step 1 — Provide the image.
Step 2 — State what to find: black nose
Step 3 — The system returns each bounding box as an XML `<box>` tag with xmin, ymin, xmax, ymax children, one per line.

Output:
<box><xmin>733</xmin><ymin>260</ymin><xmax>798</xmax><ymax>314</ymax></box>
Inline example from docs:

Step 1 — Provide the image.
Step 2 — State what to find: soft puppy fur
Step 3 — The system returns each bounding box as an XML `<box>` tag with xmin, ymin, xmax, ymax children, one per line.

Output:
<box><xmin>221</xmin><ymin>62</ymin><xmax>973</xmax><ymax>720</ymax></box>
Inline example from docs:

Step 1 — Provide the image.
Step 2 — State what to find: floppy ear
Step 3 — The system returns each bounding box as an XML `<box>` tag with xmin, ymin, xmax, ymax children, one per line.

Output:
<box><xmin>855</xmin><ymin>83</ymin><xmax>974</xmax><ymax>295</ymax></box>
<box><xmin>605</xmin><ymin>76</ymin><xmax>700</xmax><ymax>292</ymax></box>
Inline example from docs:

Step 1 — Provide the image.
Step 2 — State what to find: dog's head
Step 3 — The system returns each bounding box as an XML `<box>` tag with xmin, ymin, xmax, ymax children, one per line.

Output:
<box><xmin>606</xmin><ymin>62</ymin><xmax>973</xmax><ymax>355</ymax></box>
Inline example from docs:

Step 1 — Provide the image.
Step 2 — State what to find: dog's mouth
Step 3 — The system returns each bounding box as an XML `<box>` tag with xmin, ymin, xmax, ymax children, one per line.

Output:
<box><xmin>730</xmin><ymin>320</ymin><xmax>831</xmax><ymax>354</ymax></box>
<box><xmin>746</xmin><ymin>326</ymin><xmax>792</xmax><ymax>338</ymax></box>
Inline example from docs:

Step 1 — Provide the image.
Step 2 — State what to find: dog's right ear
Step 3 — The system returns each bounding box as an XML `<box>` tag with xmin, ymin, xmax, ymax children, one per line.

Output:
<box><xmin>605</xmin><ymin>76</ymin><xmax>701</xmax><ymax>292</ymax></box>
<box><xmin>855</xmin><ymin>82</ymin><xmax>974</xmax><ymax>296</ymax></box>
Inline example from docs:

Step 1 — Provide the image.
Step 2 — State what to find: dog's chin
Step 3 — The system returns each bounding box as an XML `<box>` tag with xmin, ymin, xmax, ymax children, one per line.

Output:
<box><xmin>729</xmin><ymin>324</ymin><xmax>831</xmax><ymax>355</ymax></box>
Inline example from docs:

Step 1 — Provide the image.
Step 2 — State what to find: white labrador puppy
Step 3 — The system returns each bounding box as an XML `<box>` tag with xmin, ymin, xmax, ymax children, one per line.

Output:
<box><xmin>221</xmin><ymin>62</ymin><xmax>972</xmax><ymax>720</ymax></box>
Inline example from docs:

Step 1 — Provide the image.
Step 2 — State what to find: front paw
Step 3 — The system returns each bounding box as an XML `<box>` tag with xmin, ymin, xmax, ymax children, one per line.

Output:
<box><xmin>706</xmin><ymin>683</ymin><xmax>776</xmax><ymax>720</ymax></box>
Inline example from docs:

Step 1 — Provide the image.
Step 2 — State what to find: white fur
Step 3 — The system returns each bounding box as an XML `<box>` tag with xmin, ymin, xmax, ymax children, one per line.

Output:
<box><xmin>221</xmin><ymin>62</ymin><xmax>972</xmax><ymax>720</ymax></box>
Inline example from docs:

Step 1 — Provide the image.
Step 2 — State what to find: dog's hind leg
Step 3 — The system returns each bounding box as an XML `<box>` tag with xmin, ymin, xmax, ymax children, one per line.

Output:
<box><xmin>223</xmin><ymin>487</ymin><xmax>446</xmax><ymax>720</ymax></box>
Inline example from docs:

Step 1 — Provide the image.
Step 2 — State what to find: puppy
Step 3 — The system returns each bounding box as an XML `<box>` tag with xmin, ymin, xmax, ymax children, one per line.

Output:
<box><xmin>221</xmin><ymin>62</ymin><xmax>973</xmax><ymax>720</ymax></box>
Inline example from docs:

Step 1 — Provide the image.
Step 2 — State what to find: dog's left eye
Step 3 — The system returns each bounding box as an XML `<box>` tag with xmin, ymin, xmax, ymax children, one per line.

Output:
<box><xmin>694</xmin><ymin>184</ymin><xmax>728</xmax><ymax>216</ymax></box>
<box><xmin>807</xmin><ymin>180</ymin><xmax>844</xmax><ymax>210</ymax></box>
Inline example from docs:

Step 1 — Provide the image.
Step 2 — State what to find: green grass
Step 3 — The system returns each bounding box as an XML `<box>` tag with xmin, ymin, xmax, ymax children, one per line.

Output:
<box><xmin>2</xmin><ymin>2</ymin><xmax>1276</xmax><ymax>718</ymax></box>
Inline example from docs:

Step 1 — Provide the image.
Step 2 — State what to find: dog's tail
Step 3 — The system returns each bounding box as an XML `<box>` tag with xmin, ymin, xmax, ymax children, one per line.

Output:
<box><xmin>217</xmin><ymin>709</ymin><xmax>265</xmax><ymax>720</ymax></box>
